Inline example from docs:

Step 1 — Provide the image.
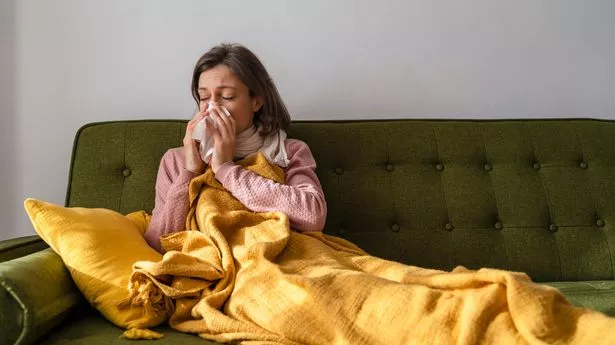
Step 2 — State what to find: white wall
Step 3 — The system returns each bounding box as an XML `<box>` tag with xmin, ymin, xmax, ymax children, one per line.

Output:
<box><xmin>4</xmin><ymin>0</ymin><xmax>615</xmax><ymax>240</ymax></box>
<box><xmin>1</xmin><ymin>0</ymin><xmax>17</xmax><ymax>241</ymax></box>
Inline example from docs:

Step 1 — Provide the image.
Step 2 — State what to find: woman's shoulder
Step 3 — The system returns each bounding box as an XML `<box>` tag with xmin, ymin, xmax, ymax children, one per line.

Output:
<box><xmin>284</xmin><ymin>138</ymin><xmax>317</xmax><ymax>165</ymax></box>
<box><xmin>163</xmin><ymin>146</ymin><xmax>184</xmax><ymax>161</ymax></box>
<box><xmin>284</xmin><ymin>138</ymin><xmax>312</xmax><ymax>155</ymax></box>
<box><xmin>159</xmin><ymin>146</ymin><xmax>185</xmax><ymax>173</ymax></box>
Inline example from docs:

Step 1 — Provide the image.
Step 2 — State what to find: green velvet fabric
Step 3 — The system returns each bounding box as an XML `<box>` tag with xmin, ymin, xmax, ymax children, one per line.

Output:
<box><xmin>67</xmin><ymin>119</ymin><xmax>615</xmax><ymax>282</ymax></box>
<box><xmin>38</xmin><ymin>305</ymin><xmax>220</xmax><ymax>345</ymax></box>
<box><xmin>0</xmin><ymin>235</ymin><xmax>48</xmax><ymax>263</ymax></box>
<box><xmin>0</xmin><ymin>248</ymin><xmax>82</xmax><ymax>345</ymax></box>
<box><xmin>545</xmin><ymin>281</ymin><xmax>615</xmax><ymax>316</ymax></box>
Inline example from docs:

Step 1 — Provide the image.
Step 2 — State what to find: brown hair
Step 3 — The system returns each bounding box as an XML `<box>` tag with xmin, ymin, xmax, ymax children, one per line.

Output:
<box><xmin>191</xmin><ymin>43</ymin><xmax>291</xmax><ymax>136</ymax></box>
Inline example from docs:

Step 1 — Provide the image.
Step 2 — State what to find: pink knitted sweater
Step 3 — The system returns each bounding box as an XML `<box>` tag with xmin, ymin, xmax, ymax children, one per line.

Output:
<box><xmin>143</xmin><ymin>139</ymin><xmax>327</xmax><ymax>253</ymax></box>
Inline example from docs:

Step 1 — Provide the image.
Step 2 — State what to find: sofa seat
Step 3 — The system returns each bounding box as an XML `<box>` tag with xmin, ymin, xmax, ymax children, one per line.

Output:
<box><xmin>544</xmin><ymin>280</ymin><xmax>615</xmax><ymax>316</ymax></box>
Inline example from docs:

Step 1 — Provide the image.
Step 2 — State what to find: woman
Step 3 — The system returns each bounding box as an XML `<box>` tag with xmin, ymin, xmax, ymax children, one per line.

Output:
<box><xmin>144</xmin><ymin>43</ymin><xmax>327</xmax><ymax>253</ymax></box>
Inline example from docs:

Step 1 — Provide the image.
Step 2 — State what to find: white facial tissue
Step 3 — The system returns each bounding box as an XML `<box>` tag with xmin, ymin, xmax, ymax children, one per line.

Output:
<box><xmin>192</xmin><ymin>102</ymin><xmax>231</xmax><ymax>141</ymax></box>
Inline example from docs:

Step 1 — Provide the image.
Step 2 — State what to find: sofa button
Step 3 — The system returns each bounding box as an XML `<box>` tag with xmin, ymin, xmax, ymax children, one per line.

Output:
<box><xmin>548</xmin><ymin>224</ymin><xmax>558</xmax><ymax>233</ymax></box>
<box><xmin>338</xmin><ymin>228</ymin><xmax>346</xmax><ymax>236</ymax></box>
<box><xmin>596</xmin><ymin>219</ymin><xmax>605</xmax><ymax>228</ymax></box>
<box><xmin>386</xmin><ymin>164</ymin><xmax>394</xmax><ymax>172</ymax></box>
<box><xmin>436</xmin><ymin>163</ymin><xmax>444</xmax><ymax>171</ymax></box>
<box><xmin>494</xmin><ymin>222</ymin><xmax>503</xmax><ymax>230</ymax></box>
<box><xmin>579</xmin><ymin>161</ymin><xmax>588</xmax><ymax>169</ymax></box>
<box><xmin>122</xmin><ymin>168</ymin><xmax>132</xmax><ymax>177</ymax></box>
<box><xmin>334</xmin><ymin>167</ymin><xmax>344</xmax><ymax>175</ymax></box>
<box><xmin>445</xmin><ymin>222</ymin><xmax>454</xmax><ymax>231</ymax></box>
<box><xmin>483</xmin><ymin>163</ymin><xmax>493</xmax><ymax>172</ymax></box>
<box><xmin>532</xmin><ymin>162</ymin><xmax>541</xmax><ymax>171</ymax></box>
<box><xmin>391</xmin><ymin>224</ymin><xmax>400</xmax><ymax>232</ymax></box>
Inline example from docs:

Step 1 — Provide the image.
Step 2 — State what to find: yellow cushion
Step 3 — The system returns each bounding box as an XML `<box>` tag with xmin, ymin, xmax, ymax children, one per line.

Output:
<box><xmin>23</xmin><ymin>198</ymin><xmax>168</xmax><ymax>329</ymax></box>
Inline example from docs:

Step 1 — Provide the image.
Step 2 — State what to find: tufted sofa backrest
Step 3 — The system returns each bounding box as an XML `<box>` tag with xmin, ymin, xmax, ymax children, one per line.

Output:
<box><xmin>67</xmin><ymin>119</ymin><xmax>615</xmax><ymax>282</ymax></box>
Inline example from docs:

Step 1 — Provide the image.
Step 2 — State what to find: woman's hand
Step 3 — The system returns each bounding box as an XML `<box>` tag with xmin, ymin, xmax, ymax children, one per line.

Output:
<box><xmin>207</xmin><ymin>103</ymin><xmax>237</xmax><ymax>174</ymax></box>
<box><xmin>183</xmin><ymin>110</ymin><xmax>206</xmax><ymax>174</ymax></box>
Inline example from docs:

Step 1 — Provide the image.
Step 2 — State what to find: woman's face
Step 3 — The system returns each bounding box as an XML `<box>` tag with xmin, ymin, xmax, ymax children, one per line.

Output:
<box><xmin>197</xmin><ymin>64</ymin><xmax>262</xmax><ymax>134</ymax></box>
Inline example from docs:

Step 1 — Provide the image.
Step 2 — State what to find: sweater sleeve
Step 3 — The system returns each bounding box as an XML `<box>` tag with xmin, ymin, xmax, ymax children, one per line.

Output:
<box><xmin>143</xmin><ymin>148</ymin><xmax>199</xmax><ymax>253</ymax></box>
<box><xmin>214</xmin><ymin>139</ymin><xmax>327</xmax><ymax>232</ymax></box>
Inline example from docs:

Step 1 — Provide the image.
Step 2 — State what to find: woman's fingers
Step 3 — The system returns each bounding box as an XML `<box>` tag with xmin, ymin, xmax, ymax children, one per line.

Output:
<box><xmin>215</xmin><ymin>104</ymin><xmax>236</xmax><ymax>135</ymax></box>
<box><xmin>205</xmin><ymin>118</ymin><xmax>217</xmax><ymax>137</ymax></box>
<box><xmin>210</xmin><ymin>106</ymin><xmax>234</xmax><ymax>140</ymax></box>
<box><xmin>203</xmin><ymin>105</ymin><xmax>236</xmax><ymax>172</ymax></box>
<box><xmin>183</xmin><ymin>110</ymin><xmax>206</xmax><ymax>174</ymax></box>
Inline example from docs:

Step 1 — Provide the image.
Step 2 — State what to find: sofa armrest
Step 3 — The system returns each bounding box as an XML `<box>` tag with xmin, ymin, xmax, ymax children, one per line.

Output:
<box><xmin>0</xmin><ymin>235</ymin><xmax>49</xmax><ymax>263</ymax></box>
<box><xmin>0</xmin><ymin>248</ymin><xmax>83</xmax><ymax>345</ymax></box>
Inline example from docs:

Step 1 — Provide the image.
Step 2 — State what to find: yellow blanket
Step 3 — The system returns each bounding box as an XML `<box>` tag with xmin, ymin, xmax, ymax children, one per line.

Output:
<box><xmin>125</xmin><ymin>152</ymin><xmax>615</xmax><ymax>344</ymax></box>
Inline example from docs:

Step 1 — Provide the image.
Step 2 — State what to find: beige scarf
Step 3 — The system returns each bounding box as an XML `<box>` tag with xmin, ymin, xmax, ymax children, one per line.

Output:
<box><xmin>192</xmin><ymin>103</ymin><xmax>289</xmax><ymax>167</ymax></box>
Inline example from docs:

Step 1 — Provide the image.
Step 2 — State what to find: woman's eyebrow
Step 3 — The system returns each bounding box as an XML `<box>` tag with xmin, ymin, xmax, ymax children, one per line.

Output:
<box><xmin>198</xmin><ymin>85</ymin><xmax>236</xmax><ymax>91</ymax></box>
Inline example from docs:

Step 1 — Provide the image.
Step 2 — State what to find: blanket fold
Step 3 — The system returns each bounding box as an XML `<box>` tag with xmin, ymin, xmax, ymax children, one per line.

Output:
<box><xmin>124</xmin><ymin>152</ymin><xmax>615</xmax><ymax>345</ymax></box>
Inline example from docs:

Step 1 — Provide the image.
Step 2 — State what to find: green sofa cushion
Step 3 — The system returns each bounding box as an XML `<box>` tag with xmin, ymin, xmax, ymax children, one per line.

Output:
<box><xmin>0</xmin><ymin>248</ymin><xmax>82</xmax><ymax>345</ymax></box>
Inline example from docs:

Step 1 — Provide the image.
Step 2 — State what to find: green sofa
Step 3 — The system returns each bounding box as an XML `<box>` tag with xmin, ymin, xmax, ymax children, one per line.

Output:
<box><xmin>1</xmin><ymin>119</ymin><xmax>614</xmax><ymax>345</ymax></box>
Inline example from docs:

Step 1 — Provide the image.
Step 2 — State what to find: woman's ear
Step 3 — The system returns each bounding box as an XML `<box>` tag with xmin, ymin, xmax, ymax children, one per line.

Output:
<box><xmin>252</xmin><ymin>95</ymin><xmax>264</xmax><ymax>113</ymax></box>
